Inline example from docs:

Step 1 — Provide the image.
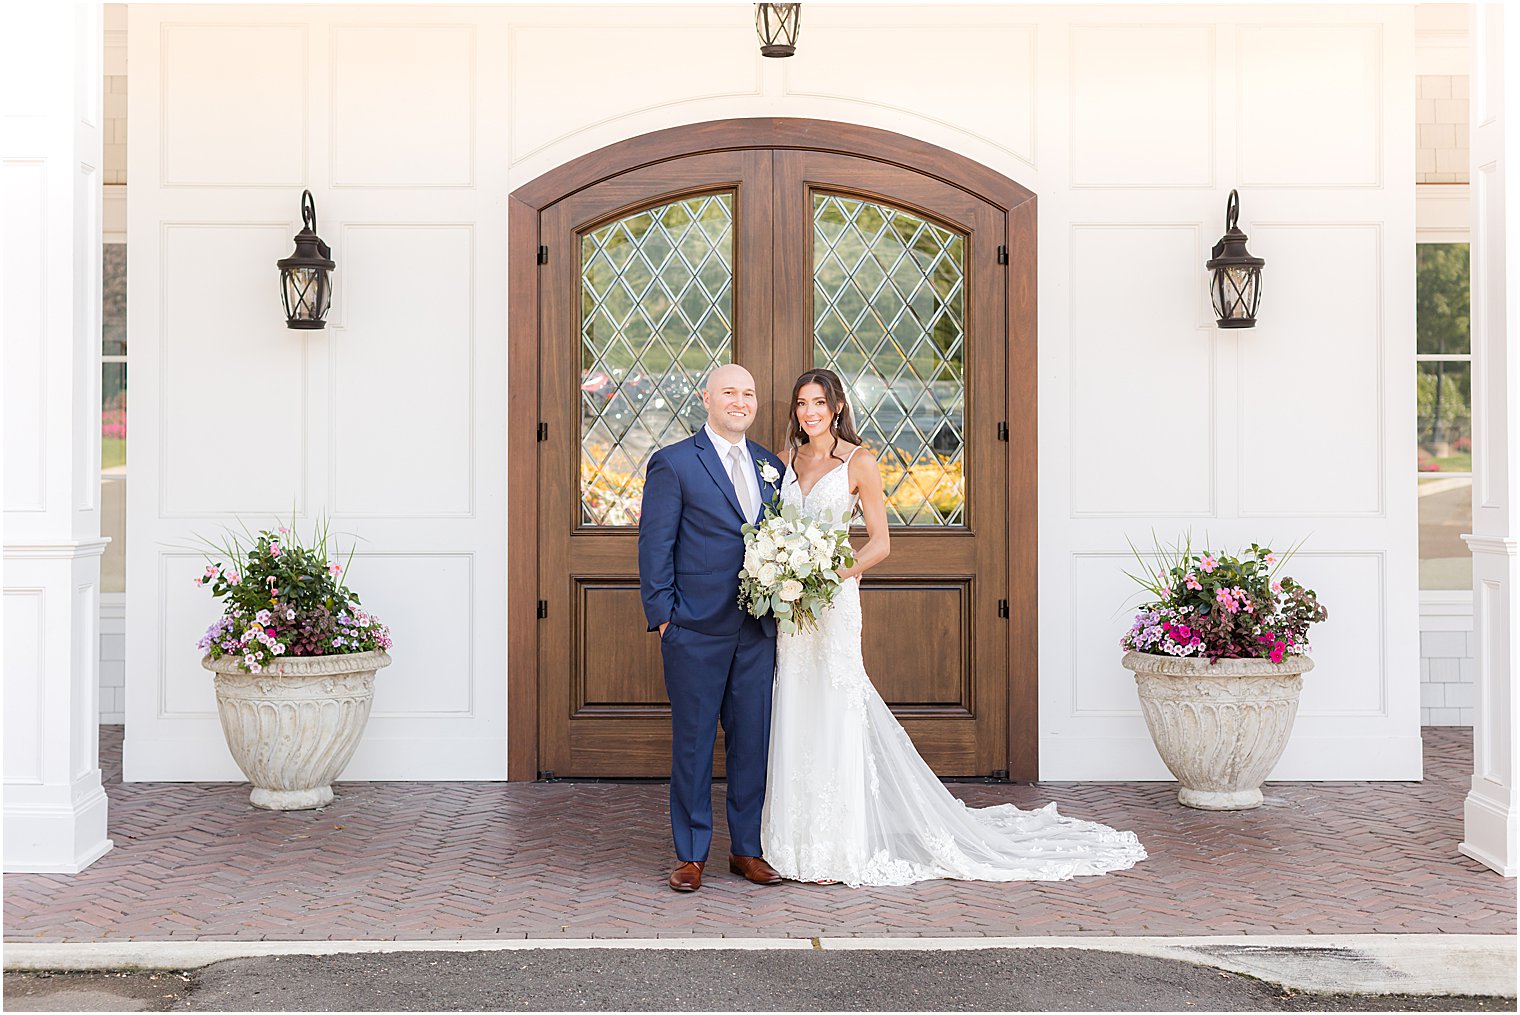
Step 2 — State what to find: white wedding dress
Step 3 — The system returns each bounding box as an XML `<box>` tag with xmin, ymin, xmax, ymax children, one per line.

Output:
<box><xmin>760</xmin><ymin>451</ymin><xmax>1147</xmax><ymax>887</ymax></box>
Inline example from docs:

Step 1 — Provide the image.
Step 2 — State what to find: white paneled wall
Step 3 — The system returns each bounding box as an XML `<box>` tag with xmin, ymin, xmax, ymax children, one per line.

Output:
<box><xmin>125</xmin><ymin>4</ymin><xmax>1420</xmax><ymax>781</ymax></box>
<box><xmin>125</xmin><ymin>5</ymin><xmax>509</xmax><ymax>780</ymax></box>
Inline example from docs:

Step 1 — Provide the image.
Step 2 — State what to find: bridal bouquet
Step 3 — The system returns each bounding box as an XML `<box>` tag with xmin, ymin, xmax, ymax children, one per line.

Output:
<box><xmin>1121</xmin><ymin>534</ymin><xmax>1327</xmax><ymax>663</ymax></box>
<box><xmin>737</xmin><ymin>503</ymin><xmax>856</xmax><ymax>635</ymax></box>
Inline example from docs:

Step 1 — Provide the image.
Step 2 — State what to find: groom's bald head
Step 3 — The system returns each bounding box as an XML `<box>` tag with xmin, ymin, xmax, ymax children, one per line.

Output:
<box><xmin>703</xmin><ymin>363</ymin><xmax>758</xmax><ymax>439</ymax></box>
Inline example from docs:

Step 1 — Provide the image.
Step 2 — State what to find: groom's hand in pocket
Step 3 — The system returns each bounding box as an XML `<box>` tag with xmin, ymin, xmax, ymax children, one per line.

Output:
<box><xmin>659</xmin><ymin>622</ymin><xmax>669</xmax><ymax>637</ymax></box>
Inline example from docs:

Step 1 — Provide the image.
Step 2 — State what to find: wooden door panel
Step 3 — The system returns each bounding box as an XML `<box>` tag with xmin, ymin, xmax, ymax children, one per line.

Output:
<box><xmin>577</xmin><ymin>583</ymin><xmax>667</xmax><ymax>710</ymax></box>
<box><xmin>859</xmin><ymin>583</ymin><xmax>970</xmax><ymax>707</ymax></box>
<box><xmin>539</xmin><ymin>151</ymin><xmax>774</xmax><ymax>777</ymax></box>
<box><xmin>772</xmin><ymin>150</ymin><xmax>1008</xmax><ymax>776</ymax></box>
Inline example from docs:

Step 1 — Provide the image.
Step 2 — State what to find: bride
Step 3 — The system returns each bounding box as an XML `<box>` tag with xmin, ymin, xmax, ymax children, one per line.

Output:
<box><xmin>760</xmin><ymin>368</ymin><xmax>1147</xmax><ymax>887</ymax></box>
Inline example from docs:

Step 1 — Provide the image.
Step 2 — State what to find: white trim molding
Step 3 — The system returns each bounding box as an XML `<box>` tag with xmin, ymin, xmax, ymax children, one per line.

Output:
<box><xmin>1458</xmin><ymin>3</ymin><xmax>1518</xmax><ymax>878</ymax></box>
<box><xmin>2</xmin><ymin>1</ymin><xmax>113</xmax><ymax>874</ymax></box>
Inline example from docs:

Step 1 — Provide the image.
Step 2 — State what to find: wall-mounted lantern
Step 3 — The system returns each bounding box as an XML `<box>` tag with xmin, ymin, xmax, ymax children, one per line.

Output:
<box><xmin>756</xmin><ymin>3</ymin><xmax>801</xmax><ymax>58</ymax></box>
<box><xmin>1206</xmin><ymin>189</ymin><xmax>1264</xmax><ymax>329</ymax></box>
<box><xmin>276</xmin><ymin>190</ymin><xmax>335</xmax><ymax>330</ymax></box>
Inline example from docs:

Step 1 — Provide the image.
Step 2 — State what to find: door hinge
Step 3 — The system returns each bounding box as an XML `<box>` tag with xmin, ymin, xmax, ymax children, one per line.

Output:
<box><xmin>997</xmin><ymin>421</ymin><xmax>1008</xmax><ymax>441</ymax></box>
<box><xmin>537</xmin><ymin>245</ymin><xmax>548</xmax><ymax>265</ymax></box>
<box><xmin>537</xmin><ymin>599</ymin><xmax>548</xmax><ymax>619</ymax></box>
<box><xmin>997</xmin><ymin>244</ymin><xmax>1009</xmax><ymax>265</ymax></box>
<box><xmin>537</xmin><ymin>421</ymin><xmax>548</xmax><ymax>442</ymax></box>
<box><xmin>998</xmin><ymin>599</ymin><xmax>1009</xmax><ymax>619</ymax></box>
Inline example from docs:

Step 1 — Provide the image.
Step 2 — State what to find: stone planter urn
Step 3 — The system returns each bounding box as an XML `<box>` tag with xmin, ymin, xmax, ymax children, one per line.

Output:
<box><xmin>1120</xmin><ymin>650</ymin><xmax>1314</xmax><ymax>811</ymax></box>
<box><xmin>202</xmin><ymin>650</ymin><xmax>391</xmax><ymax>810</ymax></box>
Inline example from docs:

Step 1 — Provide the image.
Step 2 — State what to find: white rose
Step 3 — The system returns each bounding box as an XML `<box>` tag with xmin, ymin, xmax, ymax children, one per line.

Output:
<box><xmin>789</xmin><ymin>548</ymin><xmax>810</xmax><ymax>569</ymax></box>
<box><xmin>813</xmin><ymin>547</ymin><xmax>831</xmax><ymax>568</ymax></box>
<box><xmin>757</xmin><ymin>563</ymin><xmax>779</xmax><ymax>587</ymax></box>
<box><xmin>743</xmin><ymin>549</ymin><xmax>761</xmax><ymax>573</ymax></box>
<box><xmin>778</xmin><ymin>579</ymin><xmax>804</xmax><ymax>602</ymax></box>
<box><xmin>756</xmin><ymin>535</ymin><xmax>775</xmax><ymax>556</ymax></box>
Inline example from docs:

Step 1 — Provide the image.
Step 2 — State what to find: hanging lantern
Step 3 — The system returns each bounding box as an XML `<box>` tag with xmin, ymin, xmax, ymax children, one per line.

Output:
<box><xmin>276</xmin><ymin>190</ymin><xmax>335</xmax><ymax>330</ymax></box>
<box><xmin>1206</xmin><ymin>189</ymin><xmax>1264</xmax><ymax>329</ymax></box>
<box><xmin>755</xmin><ymin>3</ymin><xmax>801</xmax><ymax>58</ymax></box>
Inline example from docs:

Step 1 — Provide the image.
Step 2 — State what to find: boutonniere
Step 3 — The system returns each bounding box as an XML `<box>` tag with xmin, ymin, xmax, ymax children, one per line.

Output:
<box><xmin>759</xmin><ymin>461</ymin><xmax>780</xmax><ymax>485</ymax></box>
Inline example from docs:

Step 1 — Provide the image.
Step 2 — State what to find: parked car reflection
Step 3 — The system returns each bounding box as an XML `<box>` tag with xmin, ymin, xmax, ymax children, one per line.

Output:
<box><xmin>845</xmin><ymin>373</ymin><xmax>963</xmax><ymax>455</ymax></box>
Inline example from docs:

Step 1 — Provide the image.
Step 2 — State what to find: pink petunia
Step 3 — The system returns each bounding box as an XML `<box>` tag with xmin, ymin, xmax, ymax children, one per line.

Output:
<box><xmin>1185</xmin><ymin>572</ymin><xmax>1202</xmax><ymax>590</ymax></box>
<box><xmin>269</xmin><ymin>543</ymin><xmax>281</xmax><ymax>557</ymax></box>
<box><xmin>1200</xmin><ymin>555</ymin><xmax>1218</xmax><ymax>573</ymax></box>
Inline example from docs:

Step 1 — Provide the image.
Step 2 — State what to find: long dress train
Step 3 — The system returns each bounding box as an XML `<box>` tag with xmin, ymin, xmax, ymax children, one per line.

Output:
<box><xmin>760</xmin><ymin>451</ymin><xmax>1147</xmax><ymax>887</ymax></box>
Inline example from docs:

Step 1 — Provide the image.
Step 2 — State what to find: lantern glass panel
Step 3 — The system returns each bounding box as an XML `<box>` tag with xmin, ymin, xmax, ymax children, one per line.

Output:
<box><xmin>282</xmin><ymin>266</ymin><xmax>330</xmax><ymax>322</ymax></box>
<box><xmin>1210</xmin><ymin>265</ymin><xmax>1259</xmax><ymax>322</ymax></box>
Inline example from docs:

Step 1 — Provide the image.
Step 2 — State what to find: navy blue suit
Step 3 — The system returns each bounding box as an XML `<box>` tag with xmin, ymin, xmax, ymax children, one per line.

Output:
<box><xmin>638</xmin><ymin>428</ymin><xmax>784</xmax><ymax>862</ymax></box>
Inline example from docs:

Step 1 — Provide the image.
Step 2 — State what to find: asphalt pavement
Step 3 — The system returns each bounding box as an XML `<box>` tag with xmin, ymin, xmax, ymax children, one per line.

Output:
<box><xmin>5</xmin><ymin>949</ymin><xmax>1513</xmax><ymax>1012</ymax></box>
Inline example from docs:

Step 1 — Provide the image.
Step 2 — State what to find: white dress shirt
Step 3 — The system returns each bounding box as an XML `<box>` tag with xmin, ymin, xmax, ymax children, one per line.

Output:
<box><xmin>705</xmin><ymin>423</ymin><xmax>760</xmax><ymax>519</ymax></box>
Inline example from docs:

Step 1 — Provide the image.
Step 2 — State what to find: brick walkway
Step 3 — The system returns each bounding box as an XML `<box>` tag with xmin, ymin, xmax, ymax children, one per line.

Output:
<box><xmin>3</xmin><ymin>728</ymin><xmax>1512</xmax><ymax>942</ymax></box>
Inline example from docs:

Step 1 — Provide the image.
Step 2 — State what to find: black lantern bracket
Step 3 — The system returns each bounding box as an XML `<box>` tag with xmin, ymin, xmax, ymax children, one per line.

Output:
<box><xmin>1206</xmin><ymin>188</ymin><xmax>1265</xmax><ymax>329</ymax></box>
<box><xmin>276</xmin><ymin>189</ymin><xmax>336</xmax><ymax>330</ymax></box>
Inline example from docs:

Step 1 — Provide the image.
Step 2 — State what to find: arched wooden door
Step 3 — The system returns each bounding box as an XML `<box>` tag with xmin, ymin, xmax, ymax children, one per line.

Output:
<box><xmin>508</xmin><ymin>120</ymin><xmax>1036</xmax><ymax>781</ymax></box>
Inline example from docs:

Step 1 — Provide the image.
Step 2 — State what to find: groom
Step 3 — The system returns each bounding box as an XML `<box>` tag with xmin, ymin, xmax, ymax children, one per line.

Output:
<box><xmin>638</xmin><ymin>363</ymin><xmax>786</xmax><ymax>892</ymax></box>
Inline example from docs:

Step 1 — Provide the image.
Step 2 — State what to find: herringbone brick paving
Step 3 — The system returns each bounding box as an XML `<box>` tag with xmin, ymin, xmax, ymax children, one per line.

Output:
<box><xmin>3</xmin><ymin>728</ymin><xmax>1511</xmax><ymax>942</ymax></box>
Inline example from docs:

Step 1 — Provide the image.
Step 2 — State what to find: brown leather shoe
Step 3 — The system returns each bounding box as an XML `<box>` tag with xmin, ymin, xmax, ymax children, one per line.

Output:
<box><xmin>668</xmin><ymin>860</ymin><xmax>704</xmax><ymax>892</ymax></box>
<box><xmin>728</xmin><ymin>855</ymin><xmax>783</xmax><ymax>885</ymax></box>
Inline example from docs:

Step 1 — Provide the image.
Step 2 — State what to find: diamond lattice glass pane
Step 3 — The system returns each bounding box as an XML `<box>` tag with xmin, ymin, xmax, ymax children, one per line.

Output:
<box><xmin>812</xmin><ymin>195</ymin><xmax>965</xmax><ymax>526</ymax></box>
<box><xmin>580</xmin><ymin>193</ymin><xmax>733</xmax><ymax>526</ymax></box>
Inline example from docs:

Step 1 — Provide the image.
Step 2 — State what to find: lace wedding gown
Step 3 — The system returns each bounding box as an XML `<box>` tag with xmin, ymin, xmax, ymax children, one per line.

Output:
<box><xmin>760</xmin><ymin>451</ymin><xmax>1147</xmax><ymax>887</ymax></box>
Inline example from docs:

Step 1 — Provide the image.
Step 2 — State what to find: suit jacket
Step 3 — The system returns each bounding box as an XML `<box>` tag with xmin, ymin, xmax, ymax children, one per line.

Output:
<box><xmin>638</xmin><ymin>428</ymin><xmax>785</xmax><ymax>637</ymax></box>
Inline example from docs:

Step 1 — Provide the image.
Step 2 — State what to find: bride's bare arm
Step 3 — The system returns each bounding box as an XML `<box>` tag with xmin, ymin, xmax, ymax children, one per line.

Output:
<box><xmin>839</xmin><ymin>448</ymin><xmax>889</xmax><ymax>581</ymax></box>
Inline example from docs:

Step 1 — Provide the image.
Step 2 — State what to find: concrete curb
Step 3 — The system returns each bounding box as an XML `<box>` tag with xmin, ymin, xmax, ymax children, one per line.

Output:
<box><xmin>3</xmin><ymin>934</ymin><xmax>1514</xmax><ymax>998</ymax></box>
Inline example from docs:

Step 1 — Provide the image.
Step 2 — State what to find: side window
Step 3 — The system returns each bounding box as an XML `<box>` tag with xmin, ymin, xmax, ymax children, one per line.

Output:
<box><xmin>1415</xmin><ymin>242</ymin><xmax>1471</xmax><ymax>590</ymax></box>
<box><xmin>102</xmin><ymin>242</ymin><xmax>127</xmax><ymax>593</ymax></box>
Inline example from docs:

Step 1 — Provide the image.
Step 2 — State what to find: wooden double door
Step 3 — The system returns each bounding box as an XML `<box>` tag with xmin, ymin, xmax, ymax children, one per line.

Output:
<box><xmin>533</xmin><ymin>142</ymin><xmax>1021</xmax><ymax>779</ymax></box>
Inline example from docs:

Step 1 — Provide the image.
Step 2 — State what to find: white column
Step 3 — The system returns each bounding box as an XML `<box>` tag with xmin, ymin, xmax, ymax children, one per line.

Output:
<box><xmin>1460</xmin><ymin>3</ymin><xmax>1518</xmax><ymax>878</ymax></box>
<box><xmin>3</xmin><ymin>1</ymin><xmax>113</xmax><ymax>872</ymax></box>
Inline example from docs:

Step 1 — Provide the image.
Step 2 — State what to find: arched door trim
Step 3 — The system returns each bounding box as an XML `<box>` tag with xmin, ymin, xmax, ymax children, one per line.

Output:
<box><xmin>507</xmin><ymin>117</ymin><xmax>1036</xmax><ymax>781</ymax></box>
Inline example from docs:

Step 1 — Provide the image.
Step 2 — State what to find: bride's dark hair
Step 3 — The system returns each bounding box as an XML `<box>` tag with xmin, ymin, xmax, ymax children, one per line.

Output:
<box><xmin>787</xmin><ymin>368</ymin><xmax>865</xmax><ymax>464</ymax></box>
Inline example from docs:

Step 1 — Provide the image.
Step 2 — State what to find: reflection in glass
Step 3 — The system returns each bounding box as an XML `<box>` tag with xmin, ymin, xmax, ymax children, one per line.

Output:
<box><xmin>1419</xmin><ymin>476</ymin><xmax>1472</xmax><ymax>589</ymax></box>
<box><xmin>580</xmin><ymin>194</ymin><xmax>733</xmax><ymax>525</ymax></box>
<box><xmin>813</xmin><ymin>194</ymin><xmax>965</xmax><ymax>526</ymax></box>
<box><xmin>1416</xmin><ymin>244</ymin><xmax>1470</xmax><ymax>355</ymax></box>
<box><xmin>1416</xmin><ymin>361</ymin><xmax>1471</xmax><ymax>472</ymax></box>
<box><xmin>103</xmin><ymin>244</ymin><xmax>127</xmax><ymax>356</ymax></box>
<box><xmin>102</xmin><ymin>362</ymin><xmax>127</xmax><ymax>469</ymax></box>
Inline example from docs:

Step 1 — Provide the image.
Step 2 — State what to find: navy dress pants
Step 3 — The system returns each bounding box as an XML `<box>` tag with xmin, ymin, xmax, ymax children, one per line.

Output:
<box><xmin>661</xmin><ymin>615</ymin><xmax>776</xmax><ymax>862</ymax></box>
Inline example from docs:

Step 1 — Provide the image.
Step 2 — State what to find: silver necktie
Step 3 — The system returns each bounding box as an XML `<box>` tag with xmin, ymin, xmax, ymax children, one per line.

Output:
<box><xmin>729</xmin><ymin>445</ymin><xmax>754</xmax><ymax>520</ymax></box>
